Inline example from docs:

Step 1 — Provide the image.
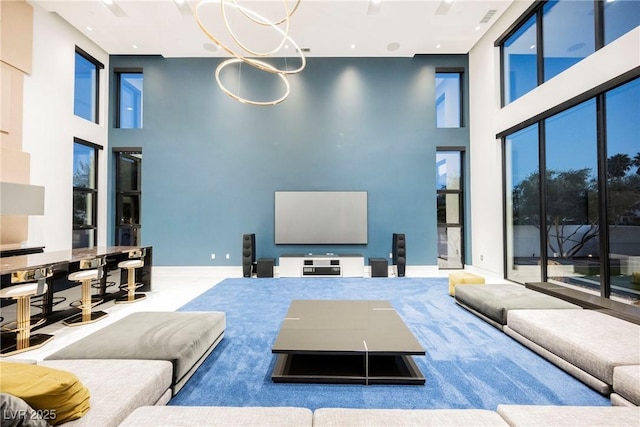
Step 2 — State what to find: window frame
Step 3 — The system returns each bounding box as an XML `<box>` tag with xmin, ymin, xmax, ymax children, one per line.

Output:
<box><xmin>72</xmin><ymin>138</ymin><xmax>102</xmax><ymax>249</ymax></box>
<box><xmin>74</xmin><ymin>47</ymin><xmax>104</xmax><ymax>124</ymax></box>
<box><xmin>435</xmin><ymin>68</ymin><xmax>465</xmax><ymax>128</ymax></box>
<box><xmin>499</xmin><ymin>71</ymin><xmax>640</xmax><ymax>303</ymax></box>
<box><xmin>496</xmin><ymin>0</ymin><xmax>631</xmax><ymax>106</ymax></box>
<box><xmin>114</xmin><ymin>148</ymin><xmax>143</xmax><ymax>246</ymax></box>
<box><xmin>114</xmin><ymin>68</ymin><xmax>144</xmax><ymax>129</ymax></box>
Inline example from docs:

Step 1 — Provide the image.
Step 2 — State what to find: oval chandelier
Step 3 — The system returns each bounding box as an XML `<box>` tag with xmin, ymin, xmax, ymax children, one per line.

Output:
<box><xmin>195</xmin><ymin>0</ymin><xmax>306</xmax><ymax>106</ymax></box>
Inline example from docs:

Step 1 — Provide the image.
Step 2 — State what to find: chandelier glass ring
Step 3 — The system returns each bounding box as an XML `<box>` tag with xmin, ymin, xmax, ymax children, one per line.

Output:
<box><xmin>195</xmin><ymin>0</ymin><xmax>306</xmax><ymax>75</ymax></box>
<box><xmin>215</xmin><ymin>58</ymin><xmax>291</xmax><ymax>106</ymax></box>
<box><xmin>229</xmin><ymin>0</ymin><xmax>301</xmax><ymax>27</ymax></box>
<box><xmin>221</xmin><ymin>0</ymin><xmax>291</xmax><ymax>57</ymax></box>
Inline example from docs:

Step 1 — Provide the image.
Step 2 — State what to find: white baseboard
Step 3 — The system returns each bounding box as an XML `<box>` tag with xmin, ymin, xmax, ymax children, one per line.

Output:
<box><xmin>151</xmin><ymin>265</ymin><xmax>504</xmax><ymax>280</ymax></box>
<box><xmin>152</xmin><ymin>266</ymin><xmax>243</xmax><ymax>278</ymax></box>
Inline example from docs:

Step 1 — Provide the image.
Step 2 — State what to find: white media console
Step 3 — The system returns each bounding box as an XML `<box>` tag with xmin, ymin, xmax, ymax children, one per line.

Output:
<box><xmin>278</xmin><ymin>254</ymin><xmax>364</xmax><ymax>278</ymax></box>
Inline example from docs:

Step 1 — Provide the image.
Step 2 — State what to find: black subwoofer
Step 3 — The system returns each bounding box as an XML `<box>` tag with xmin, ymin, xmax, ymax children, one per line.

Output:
<box><xmin>242</xmin><ymin>233</ymin><xmax>256</xmax><ymax>278</ymax></box>
<box><xmin>392</xmin><ymin>233</ymin><xmax>406</xmax><ymax>277</ymax></box>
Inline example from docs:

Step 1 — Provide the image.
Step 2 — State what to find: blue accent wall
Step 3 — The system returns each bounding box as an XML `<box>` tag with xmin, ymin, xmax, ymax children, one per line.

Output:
<box><xmin>108</xmin><ymin>56</ymin><xmax>470</xmax><ymax>266</ymax></box>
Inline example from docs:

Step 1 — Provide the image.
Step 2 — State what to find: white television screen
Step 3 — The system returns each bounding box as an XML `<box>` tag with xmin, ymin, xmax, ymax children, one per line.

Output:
<box><xmin>274</xmin><ymin>191</ymin><xmax>368</xmax><ymax>244</ymax></box>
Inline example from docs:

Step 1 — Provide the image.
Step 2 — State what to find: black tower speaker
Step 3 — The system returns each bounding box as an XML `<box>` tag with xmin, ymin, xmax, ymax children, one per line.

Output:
<box><xmin>242</xmin><ymin>234</ymin><xmax>256</xmax><ymax>278</ymax></box>
<box><xmin>392</xmin><ymin>233</ymin><xmax>406</xmax><ymax>277</ymax></box>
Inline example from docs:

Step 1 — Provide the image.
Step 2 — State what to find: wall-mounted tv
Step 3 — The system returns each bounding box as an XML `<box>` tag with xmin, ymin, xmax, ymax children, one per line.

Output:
<box><xmin>274</xmin><ymin>191</ymin><xmax>368</xmax><ymax>244</ymax></box>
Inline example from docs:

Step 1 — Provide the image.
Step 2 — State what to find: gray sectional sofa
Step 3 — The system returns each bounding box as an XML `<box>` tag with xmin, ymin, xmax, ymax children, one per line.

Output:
<box><xmin>41</xmin><ymin>359</ymin><xmax>173</xmax><ymax>427</ymax></box>
<box><xmin>44</xmin><ymin>311</ymin><xmax>226</xmax><ymax>395</ymax></box>
<box><xmin>454</xmin><ymin>282</ymin><xmax>640</xmax><ymax>409</ymax></box>
<box><xmin>454</xmin><ymin>283</ymin><xmax>582</xmax><ymax>330</ymax></box>
<box><xmin>6</xmin><ymin>282</ymin><xmax>639</xmax><ymax>427</ymax></box>
<box><xmin>505</xmin><ymin>308</ymin><xmax>640</xmax><ymax>395</ymax></box>
<box><xmin>2</xmin><ymin>311</ymin><xmax>226</xmax><ymax>427</ymax></box>
<box><xmin>118</xmin><ymin>405</ymin><xmax>640</xmax><ymax>426</ymax></box>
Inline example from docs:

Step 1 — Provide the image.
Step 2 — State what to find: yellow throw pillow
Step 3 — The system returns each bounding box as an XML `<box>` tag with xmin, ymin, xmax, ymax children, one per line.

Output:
<box><xmin>0</xmin><ymin>362</ymin><xmax>90</xmax><ymax>425</ymax></box>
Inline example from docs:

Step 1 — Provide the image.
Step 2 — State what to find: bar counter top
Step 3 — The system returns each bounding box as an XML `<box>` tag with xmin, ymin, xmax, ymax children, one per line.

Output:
<box><xmin>1</xmin><ymin>246</ymin><xmax>146</xmax><ymax>274</ymax></box>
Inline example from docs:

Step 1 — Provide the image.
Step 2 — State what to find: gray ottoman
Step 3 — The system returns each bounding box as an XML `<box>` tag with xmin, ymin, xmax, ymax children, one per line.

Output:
<box><xmin>455</xmin><ymin>283</ymin><xmax>581</xmax><ymax>329</ymax></box>
<box><xmin>119</xmin><ymin>406</ymin><xmax>313</xmax><ymax>426</ymax></box>
<box><xmin>45</xmin><ymin>311</ymin><xmax>225</xmax><ymax>394</ymax></box>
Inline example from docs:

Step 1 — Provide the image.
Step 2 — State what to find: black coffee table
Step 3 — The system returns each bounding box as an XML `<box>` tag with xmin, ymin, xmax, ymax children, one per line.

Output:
<box><xmin>271</xmin><ymin>300</ymin><xmax>425</xmax><ymax>385</ymax></box>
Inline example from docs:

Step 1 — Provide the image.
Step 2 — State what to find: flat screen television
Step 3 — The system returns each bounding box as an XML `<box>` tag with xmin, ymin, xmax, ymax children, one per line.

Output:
<box><xmin>274</xmin><ymin>191</ymin><xmax>368</xmax><ymax>244</ymax></box>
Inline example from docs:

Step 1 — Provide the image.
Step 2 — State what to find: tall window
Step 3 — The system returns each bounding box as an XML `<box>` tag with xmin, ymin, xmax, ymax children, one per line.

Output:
<box><xmin>505</xmin><ymin>124</ymin><xmax>541</xmax><ymax>284</ymax></box>
<box><xmin>436</xmin><ymin>150</ymin><xmax>464</xmax><ymax>269</ymax></box>
<box><xmin>435</xmin><ymin>72</ymin><xmax>463</xmax><ymax>128</ymax></box>
<box><xmin>73</xmin><ymin>140</ymin><xmax>100</xmax><ymax>248</ymax></box>
<box><xmin>74</xmin><ymin>48</ymin><xmax>103</xmax><ymax>123</ymax></box>
<box><xmin>115</xmin><ymin>150</ymin><xmax>142</xmax><ymax>245</ymax></box>
<box><xmin>542</xmin><ymin>0</ymin><xmax>594</xmax><ymax>82</ymax></box>
<box><xmin>604</xmin><ymin>0</ymin><xmax>640</xmax><ymax>46</ymax></box>
<box><xmin>502</xmin><ymin>14</ymin><xmax>537</xmax><ymax>105</ymax></box>
<box><xmin>605</xmin><ymin>79</ymin><xmax>640</xmax><ymax>299</ymax></box>
<box><xmin>116</xmin><ymin>71</ymin><xmax>143</xmax><ymax>129</ymax></box>
<box><xmin>544</xmin><ymin>99</ymin><xmax>598</xmax><ymax>286</ymax></box>
<box><xmin>502</xmin><ymin>76</ymin><xmax>639</xmax><ymax>304</ymax></box>
<box><xmin>498</xmin><ymin>0</ymin><xmax>639</xmax><ymax>105</ymax></box>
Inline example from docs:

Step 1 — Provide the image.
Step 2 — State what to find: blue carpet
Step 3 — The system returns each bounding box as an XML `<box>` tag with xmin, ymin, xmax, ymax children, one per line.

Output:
<box><xmin>169</xmin><ymin>277</ymin><xmax>610</xmax><ymax>410</ymax></box>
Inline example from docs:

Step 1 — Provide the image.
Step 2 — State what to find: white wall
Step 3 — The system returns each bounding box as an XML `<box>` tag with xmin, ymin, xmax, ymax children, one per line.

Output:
<box><xmin>468</xmin><ymin>1</ymin><xmax>640</xmax><ymax>277</ymax></box>
<box><xmin>23</xmin><ymin>5</ymin><xmax>109</xmax><ymax>251</ymax></box>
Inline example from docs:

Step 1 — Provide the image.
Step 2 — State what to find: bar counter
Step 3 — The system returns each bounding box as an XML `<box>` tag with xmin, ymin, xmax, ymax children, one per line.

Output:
<box><xmin>0</xmin><ymin>246</ymin><xmax>152</xmax><ymax>327</ymax></box>
<box><xmin>1</xmin><ymin>246</ymin><xmax>148</xmax><ymax>274</ymax></box>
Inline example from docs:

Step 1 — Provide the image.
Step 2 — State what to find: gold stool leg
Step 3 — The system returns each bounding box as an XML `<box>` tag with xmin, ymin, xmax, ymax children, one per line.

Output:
<box><xmin>16</xmin><ymin>296</ymin><xmax>31</xmax><ymax>350</ymax></box>
<box><xmin>63</xmin><ymin>279</ymin><xmax>108</xmax><ymax>326</ymax></box>
<box><xmin>115</xmin><ymin>267</ymin><xmax>146</xmax><ymax>304</ymax></box>
<box><xmin>0</xmin><ymin>295</ymin><xmax>54</xmax><ymax>356</ymax></box>
<box><xmin>81</xmin><ymin>279</ymin><xmax>93</xmax><ymax>323</ymax></box>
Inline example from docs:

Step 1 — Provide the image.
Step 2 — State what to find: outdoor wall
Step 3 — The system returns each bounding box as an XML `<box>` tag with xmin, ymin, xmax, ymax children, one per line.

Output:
<box><xmin>468</xmin><ymin>1</ymin><xmax>640</xmax><ymax>278</ymax></box>
<box><xmin>108</xmin><ymin>55</ymin><xmax>470</xmax><ymax>266</ymax></box>
<box><xmin>22</xmin><ymin>4</ymin><xmax>109</xmax><ymax>251</ymax></box>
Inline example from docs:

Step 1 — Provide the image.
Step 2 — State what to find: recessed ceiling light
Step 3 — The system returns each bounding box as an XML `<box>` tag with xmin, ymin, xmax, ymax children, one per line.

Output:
<box><xmin>475</xmin><ymin>26</ymin><xmax>480</xmax><ymax>31</ymax></box>
<box><xmin>350</xmin><ymin>44</ymin><xmax>356</xmax><ymax>49</ymax></box>
<box><xmin>367</xmin><ymin>0</ymin><xmax>382</xmax><ymax>15</ymax></box>
<box><xmin>436</xmin><ymin>44</ymin><xmax>441</xmax><ymax>49</ymax></box>
<box><xmin>86</xmin><ymin>26</ymin><xmax>92</xmax><ymax>31</ymax></box>
<box><xmin>203</xmin><ymin>43</ymin><xmax>218</xmax><ymax>52</ymax></box>
<box><xmin>132</xmin><ymin>44</ymin><xmax>138</xmax><ymax>49</ymax></box>
<box><xmin>529</xmin><ymin>44</ymin><xmax>536</xmax><ymax>50</ymax></box>
<box><xmin>101</xmin><ymin>0</ymin><xmax>127</xmax><ymax>17</ymax></box>
<box><xmin>387</xmin><ymin>42</ymin><xmax>400</xmax><ymax>51</ymax></box>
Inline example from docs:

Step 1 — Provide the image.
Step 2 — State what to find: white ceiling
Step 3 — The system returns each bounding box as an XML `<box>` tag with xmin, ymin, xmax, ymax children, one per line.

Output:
<box><xmin>31</xmin><ymin>0</ymin><xmax>515</xmax><ymax>58</ymax></box>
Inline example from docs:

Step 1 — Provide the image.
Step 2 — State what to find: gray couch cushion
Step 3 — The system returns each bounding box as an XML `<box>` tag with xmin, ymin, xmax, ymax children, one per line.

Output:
<box><xmin>613</xmin><ymin>365</ymin><xmax>640</xmax><ymax>406</ymax></box>
<box><xmin>45</xmin><ymin>311</ymin><xmax>225</xmax><ymax>393</ymax></box>
<box><xmin>39</xmin><ymin>359</ymin><xmax>172</xmax><ymax>427</ymax></box>
<box><xmin>497</xmin><ymin>404</ymin><xmax>640</xmax><ymax>426</ymax></box>
<box><xmin>455</xmin><ymin>283</ymin><xmax>580</xmax><ymax>326</ymax></box>
<box><xmin>506</xmin><ymin>309</ymin><xmax>640</xmax><ymax>385</ymax></box>
<box><xmin>119</xmin><ymin>406</ymin><xmax>313</xmax><ymax>426</ymax></box>
<box><xmin>313</xmin><ymin>408</ymin><xmax>509</xmax><ymax>426</ymax></box>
